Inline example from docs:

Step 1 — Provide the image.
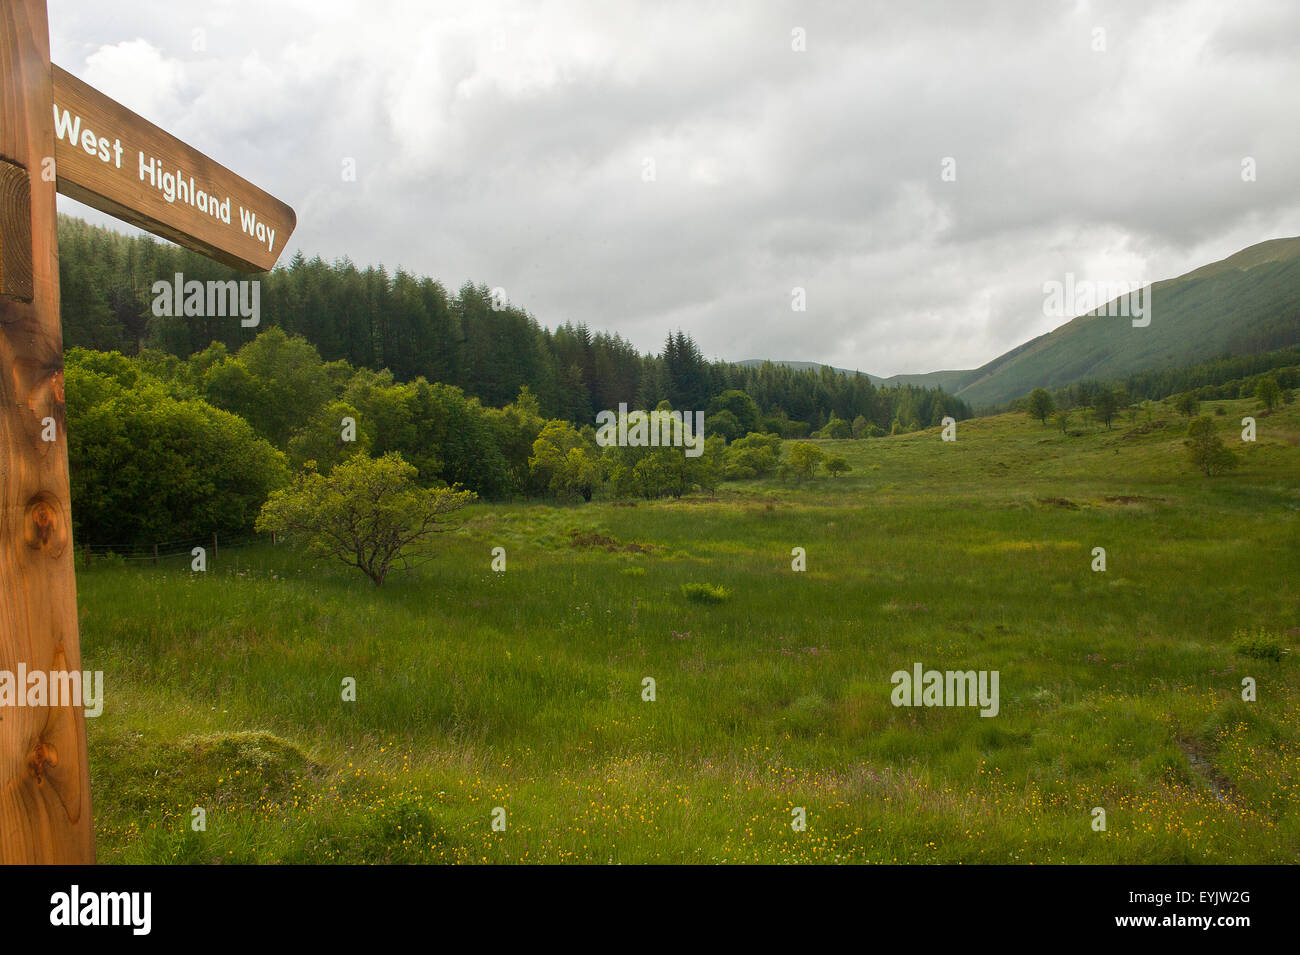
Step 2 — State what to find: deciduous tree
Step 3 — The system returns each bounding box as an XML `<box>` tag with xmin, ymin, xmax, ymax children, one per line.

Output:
<box><xmin>256</xmin><ymin>453</ymin><xmax>475</xmax><ymax>585</ymax></box>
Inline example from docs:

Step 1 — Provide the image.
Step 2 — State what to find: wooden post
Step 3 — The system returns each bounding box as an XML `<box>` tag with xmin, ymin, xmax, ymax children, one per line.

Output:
<box><xmin>0</xmin><ymin>0</ymin><xmax>96</xmax><ymax>862</ymax></box>
<box><xmin>0</xmin><ymin>0</ymin><xmax>292</xmax><ymax>864</ymax></box>
<box><xmin>152</xmin><ymin>543</ymin><xmax>158</xmax><ymax>566</ymax></box>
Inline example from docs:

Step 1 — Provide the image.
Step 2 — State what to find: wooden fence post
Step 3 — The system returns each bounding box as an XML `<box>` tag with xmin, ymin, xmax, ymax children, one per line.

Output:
<box><xmin>0</xmin><ymin>0</ymin><xmax>96</xmax><ymax>862</ymax></box>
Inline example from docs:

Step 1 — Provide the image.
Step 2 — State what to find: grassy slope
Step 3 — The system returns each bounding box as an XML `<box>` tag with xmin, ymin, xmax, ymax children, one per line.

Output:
<box><xmin>955</xmin><ymin>238</ymin><xmax>1300</xmax><ymax>408</ymax></box>
<box><xmin>79</xmin><ymin>397</ymin><xmax>1299</xmax><ymax>863</ymax></box>
<box><xmin>741</xmin><ymin>239</ymin><xmax>1300</xmax><ymax>409</ymax></box>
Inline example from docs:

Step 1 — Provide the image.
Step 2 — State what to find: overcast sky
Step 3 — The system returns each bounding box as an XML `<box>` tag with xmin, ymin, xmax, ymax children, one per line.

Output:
<box><xmin>49</xmin><ymin>0</ymin><xmax>1300</xmax><ymax>376</ymax></box>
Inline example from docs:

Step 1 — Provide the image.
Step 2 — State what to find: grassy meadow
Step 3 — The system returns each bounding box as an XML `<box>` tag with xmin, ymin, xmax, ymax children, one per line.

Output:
<box><xmin>78</xmin><ymin>398</ymin><xmax>1299</xmax><ymax>863</ymax></box>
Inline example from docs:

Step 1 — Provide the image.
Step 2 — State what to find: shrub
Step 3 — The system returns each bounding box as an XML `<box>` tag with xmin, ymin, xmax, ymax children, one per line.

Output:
<box><xmin>1231</xmin><ymin>629</ymin><xmax>1286</xmax><ymax>662</ymax></box>
<box><xmin>814</xmin><ymin>414</ymin><xmax>852</xmax><ymax>439</ymax></box>
<box><xmin>725</xmin><ymin>432</ymin><xmax>782</xmax><ymax>480</ymax></box>
<box><xmin>69</xmin><ymin>373</ymin><xmax>289</xmax><ymax>546</ymax></box>
<box><xmin>681</xmin><ymin>582</ymin><xmax>732</xmax><ymax>604</ymax></box>
<box><xmin>782</xmin><ymin>442</ymin><xmax>825</xmax><ymax>480</ymax></box>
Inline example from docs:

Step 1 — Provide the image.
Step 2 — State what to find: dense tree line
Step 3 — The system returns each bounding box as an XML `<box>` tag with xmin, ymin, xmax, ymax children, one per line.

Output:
<box><xmin>57</xmin><ymin>215</ymin><xmax>970</xmax><ymax>435</ymax></box>
<box><xmin>1005</xmin><ymin>344</ymin><xmax>1300</xmax><ymax>414</ymax></box>
<box><xmin>64</xmin><ymin>330</ymin><xmax>893</xmax><ymax>547</ymax></box>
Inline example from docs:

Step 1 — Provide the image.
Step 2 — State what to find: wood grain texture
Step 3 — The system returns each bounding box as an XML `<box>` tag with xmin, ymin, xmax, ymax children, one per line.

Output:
<box><xmin>0</xmin><ymin>0</ymin><xmax>96</xmax><ymax>863</ymax></box>
<box><xmin>52</xmin><ymin>66</ymin><xmax>296</xmax><ymax>273</ymax></box>
<box><xmin>0</xmin><ymin>160</ymin><xmax>33</xmax><ymax>300</ymax></box>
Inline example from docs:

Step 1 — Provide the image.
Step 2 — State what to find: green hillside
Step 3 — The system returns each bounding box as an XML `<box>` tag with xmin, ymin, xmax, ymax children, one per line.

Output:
<box><xmin>955</xmin><ymin>237</ymin><xmax>1300</xmax><ymax>408</ymax></box>
<box><xmin>749</xmin><ymin>237</ymin><xmax>1300</xmax><ymax>410</ymax></box>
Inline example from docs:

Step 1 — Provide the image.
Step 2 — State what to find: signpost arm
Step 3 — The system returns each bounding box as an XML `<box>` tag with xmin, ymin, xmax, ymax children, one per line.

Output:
<box><xmin>0</xmin><ymin>0</ymin><xmax>95</xmax><ymax>863</ymax></box>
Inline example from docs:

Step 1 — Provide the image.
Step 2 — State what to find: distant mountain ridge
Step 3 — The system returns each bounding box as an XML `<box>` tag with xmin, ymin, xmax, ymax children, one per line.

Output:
<box><xmin>745</xmin><ymin>236</ymin><xmax>1300</xmax><ymax>409</ymax></box>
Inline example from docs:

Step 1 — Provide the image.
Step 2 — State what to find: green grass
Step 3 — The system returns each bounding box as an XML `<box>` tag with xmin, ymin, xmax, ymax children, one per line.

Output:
<box><xmin>78</xmin><ymin>398</ymin><xmax>1300</xmax><ymax>863</ymax></box>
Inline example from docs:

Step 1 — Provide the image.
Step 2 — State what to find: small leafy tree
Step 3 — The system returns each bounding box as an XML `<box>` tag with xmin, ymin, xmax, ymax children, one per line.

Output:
<box><xmin>256</xmin><ymin>452</ymin><xmax>476</xmax><ymax>585</ymax></box>
<box><xmin>1174</xmin><ymin>391</ymin><xmax>1200</xmax><ymax>418</ymax></box>
<box><xmin>287</xmin><ymin>399</ymin><xmax>371</xmax><ymax>472</ymax></box>
<box><xmin>724</xmin><ymin>431</ymin><xmax>782</xmax><ymax>479</ymax></box>
<box><xmin>783</xmin><ymin>442</ymin><xmax>825</xmax><ymax>481</ymax></box>
<box><xmin>529</xmin><ymin>420</ymin><xmax>603</xmax><ymax>500</ymax></box>
<box><xmin>814</xmin><ymin>414</ymin><xmax>852</xmax><ymax>439</ymax></box>
<box><xmin>708</xmin><ymin>389</ymin><xmax>761</xmax><ymax>434</ymax></box>
<box><xmin>1255</xmin><ymin>376</ymin><xmax>1281</xmax><ymax>412</ymax></box>
<box><xmin>825</xmin><ymin>455</ymin><xmax>851</xmax><ymax>477</ymax></box>
<box><xmin>1054</xmin><ymin>409</ymin><xmax>1071</xmax><ymax>434</ymax></box>
<box><xmin>1184</xmin><ymin>416</ymin><xmax>1238</xmax><ymax>477</ymax></box>
<box><xmin>1027</xmin><ymin>388</ymin><xmax>1054</xmax><ymax>425</ymax></box>
<box><xmin>851</xmin><ymin>414</ymin><xmax>869</xmax><ymax>439</ymax></box>
<box><xmin>557</xmin><ymin>447</ymin><xmax>604</xmax><ymax>501</ymax></box>
<box><xmin>704</xmin><ymin>409</ymin><xmax>743</xmax><ymax>442</ymax></box>
<box><xmin>692</xmin><ymin>435</ymin><xmax>727</xmax><ymax>495</ymax></box>
<box><xmin>1094</xmin><ymin>389</ymin><xmax>1119</xmax><ymax>430</ymax></box>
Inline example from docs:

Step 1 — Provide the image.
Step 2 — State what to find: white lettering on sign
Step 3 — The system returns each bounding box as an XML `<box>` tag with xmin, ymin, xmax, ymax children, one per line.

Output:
<box><xmin>52</xmin><ymin>104</ymin><xmax>122</xmax><ymax>167</ymax></box>
<box><xmin>238</xmin><ymin>206</ymin><xmax>275</xmax><ymax>253</ymax></box>
<box><xmin>52</xmin><ymin>102</ymin><xmax>279</xmax><ymax>253</ymax></box>
<box><xmin>139</xmin><ymin>153</ymin><xmax>231</xmax><ymax>224</ymax></box>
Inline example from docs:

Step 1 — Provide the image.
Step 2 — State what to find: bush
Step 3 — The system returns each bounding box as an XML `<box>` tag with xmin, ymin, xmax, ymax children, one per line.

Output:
<box><xmin>681</xmin><ymin>582</ymin><xmax>732</xmax><ymax>604</ymax></box>
<box><xmin>704</xmin><ymin>409</ymin><xmax>743</xmax><ymax>442</ymax></box>
<box><xmin>814</xmin><ymin>414</ymin><xmax>852</xmax><ymax>439</ymax></box>
<box><xmin>782</xmin><ymin>442</ymin><xmax>825</xmax><ymax>480</ymax></box>
<box><xmin>1231</xmin><ymin>629</ymin><xmax>1286</xmax><ymax>662</ymax></box>
<box><xmin>68</xmin><ymin>366</ymin><xmax>289</xmax><ymax>546</ymax></box>
<box><xmin>725</xmin><ymin>431</ymin><xmax>782</xmax><ymax>479</ymax></box>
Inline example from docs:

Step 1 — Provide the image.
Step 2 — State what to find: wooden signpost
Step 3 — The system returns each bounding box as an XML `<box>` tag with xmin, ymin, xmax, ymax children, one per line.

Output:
<box><xmin>0</xmin><ymin>0</ymin><xmax>295</xmax><ymax>863</ymax></box>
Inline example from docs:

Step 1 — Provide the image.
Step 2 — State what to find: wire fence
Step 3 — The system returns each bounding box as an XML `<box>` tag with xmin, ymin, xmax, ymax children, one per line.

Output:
<box><xmin>78</xmin><ymin>530</ymin><xmax>276</xmax><ymax>565</ymax></box>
